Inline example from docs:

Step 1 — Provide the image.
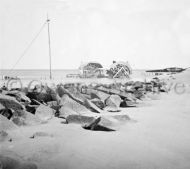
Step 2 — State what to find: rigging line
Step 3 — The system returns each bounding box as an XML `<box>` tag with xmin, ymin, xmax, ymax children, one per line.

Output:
<box><xmin>7</xmin><ymin>21</ymin><xmax>47</xmax><ymax>75</ymax></box>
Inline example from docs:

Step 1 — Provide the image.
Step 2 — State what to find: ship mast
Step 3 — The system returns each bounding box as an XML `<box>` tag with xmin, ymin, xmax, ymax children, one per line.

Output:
<box><xmin>47</xmin><ymin>14</ymin><xmax>52</xmax><ymax>80</ymax></box>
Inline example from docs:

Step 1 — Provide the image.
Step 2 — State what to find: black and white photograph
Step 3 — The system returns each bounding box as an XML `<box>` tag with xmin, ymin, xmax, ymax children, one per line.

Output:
<box><xmin>0</xmin><ymin>0</ymin><xmax>190</xmax><ymax>169</ymax></box>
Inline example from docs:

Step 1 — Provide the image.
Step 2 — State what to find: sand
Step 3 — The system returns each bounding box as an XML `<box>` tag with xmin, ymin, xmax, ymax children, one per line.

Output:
<box><xmin>0</xmin><ymin>70</ymin><xmax>190</xmax><ymax>169</ymax></box>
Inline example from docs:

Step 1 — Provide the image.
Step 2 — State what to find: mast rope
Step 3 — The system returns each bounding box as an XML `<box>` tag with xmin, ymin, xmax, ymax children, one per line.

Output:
<box><xmin>7</xmin><ymin>20</ymin><xmax>47</xmax><ymax>75</ymax></box>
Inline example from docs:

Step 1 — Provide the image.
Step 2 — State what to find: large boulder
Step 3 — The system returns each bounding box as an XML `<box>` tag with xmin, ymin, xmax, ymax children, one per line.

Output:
<box><xmin>59</xmin><ymin>95</ymin><xmax>92</xmax><ymax>118</ymax></box>
<box><xmin>5</xmin><ymin>90</ymin><xmax>31</xmax><ymax>103</ymax></box>
<box><xmin>57</xmin><ymin>85</ymin><xmax>103</xmax><ymax>113</ymax></box>
<box><xmin>0</xmin><ymin>94</ymin><xmax>23</xmax><ymax>111</ymax></box>
<box><xmin>86</xmin><ymin>89</ymin><xmax>110</xmax><ymax>102</ymax></box>
<box><xmin>0</xmin><ymin>155</ymin><xmax>37</xmax><ymax>169</ymax></box>
<box><xmin>35</xmin><ymin>105</ymin><xmax>55</xmax><ymax>121</ymax></box>
<box><xmin>105</xmin><ymin>95</ymin><xmax>122</xmax><ymax>112</ymax></box>
<box><xmin>83</xmin><ymin>99</ymin><xmax>103</xmax><ymax>113</ymax></box>
<box><xmin>26</xmin><ymin>86</ymin><xmax>58</xmax><ymax>103</ymax></box>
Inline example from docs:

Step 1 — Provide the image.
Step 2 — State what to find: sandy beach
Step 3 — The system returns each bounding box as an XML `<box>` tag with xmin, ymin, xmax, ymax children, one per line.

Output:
<box><xmin>0</xmin><ymin>69</ymin><xmax>189</xmax><ymax>169</ymax></box>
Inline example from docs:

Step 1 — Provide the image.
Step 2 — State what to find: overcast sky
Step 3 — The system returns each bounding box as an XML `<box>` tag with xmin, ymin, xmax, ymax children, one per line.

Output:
<box><xmin>1</xmin><ymin>0</ymin><xmax>190</xmax><ymax>69</ymax></box>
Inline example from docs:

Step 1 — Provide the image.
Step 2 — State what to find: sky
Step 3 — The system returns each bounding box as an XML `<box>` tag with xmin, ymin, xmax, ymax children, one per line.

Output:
<box><xmin>0</xmin><ymin>0</ymin><xmax>190</xmax><ymax>70</ymax></box>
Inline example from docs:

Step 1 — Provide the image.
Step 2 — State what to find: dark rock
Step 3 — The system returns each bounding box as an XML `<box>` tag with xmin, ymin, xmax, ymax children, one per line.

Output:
<box><xmin>120</xmin><ymin>100</ymin><xmax>136</xmax><ymax>108</ymax></box>
<box><xmin>25</xmin><ymin>105</ymin><xmax>39</xmax><ymax>114</ymax></box>
<box><xmin>0</xmin><ymin>109</ymin><xmax>13</xmax><ymax>119</ymax></box>
<box><xmin>133</xmin><ymin>90</ymin><xmax>145</xmax><ymax>100</ymax></box>
<box><xmin>26</xmin><ymin>86</ymin><xmax>58</xmax><ymax>103</ymax></box>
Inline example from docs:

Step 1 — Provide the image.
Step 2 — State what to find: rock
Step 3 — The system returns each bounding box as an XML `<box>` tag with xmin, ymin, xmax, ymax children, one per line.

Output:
<box><xmin>11</xmin><ymin>110</ymin><xmax>41</xmax><ymax>126</ymax></box>
<box><xmin>0</xmin><ymin>103</ymin><xmax>5</xmax><ymax>110</ymax></box>
<box><xmin>66</xmin><ymin>114</ymin><xmax>97</xmax><ymax>125</ymax></box>
<box><xmin>120</xmin><ymin>100</ymin><xmax>136</xmax><ymax>108</ymax></box>
<box><xmin>91</xmin><ymin>98</ymin><xmax>105</xmax><ymax>109</ymax></box>
<box><xmin>133</xmin><ymin>81</ymin><xmax>144</xmax><ymax>90</ymax></box>
<box><xmin>57</xmin><ymin>85</ymin><xmax>84</xmax><ymax>105</ymax></box>
<box><xmin>0</xmin><ymin>155</ymin><xmax>37</xmax><ymax>169</ymax></box>
<box><xmin>82</xmin><ymin>116</ymin><xmax>102</xmax><ymax>130</ymax></box>
<box><xmin>47</xmin><ymin>101</ymin><xmax>61</xmax><ymax>112</ymax></box>
<box><xmin>60</xmin><ymin>119</ymin><xmax>68</xmax><ymax>124</ymax></box>
<box><xmin>57</xmin><ymin>85</ymin><xmax>103</xmax><ymax>113</ymax></box>
<box><xmin>56</xmin><ymin>85</ymin><xmax>68</xmax><ymax>98</ymax></box>
<box><xmin>0</xmin><ymin>94</ymin><xmax>23</xmax><ymax>111</ymax></box>
<box><xmin>86</xmin><ymin>89</ymin><xmax>110</xmax><ymax>102</ymax></box>
<box><xmin>0</xmin><ymin>109</ymin><xmax>13</xmax><ymax>119</ymax></box>
<box><xmin>83</xmin><ymin>99</ymin><xmax>103</xmax><ymax>113</ymax></box>
<box><xmin>96</xmin><ymin>86</ymin><xmax>134</xmax><ymax>100</ymax></box>
<box><xmin>59</xmin><ymin>94</ymin><xmax>92</xmax><ymax>119</ymax></box>
<box><xmin>5</xmin><ymin>91</ymin><xmax>31</xmax><ymax>103</ymax></box>
<box><xmin>26</xmin><ymin>87</ymin><xmax>57</xmax><ymax>103</ymax></box>
<box><xmin>99</xmin><ymin>114</ymin><xmax>131</xmax><ymax>130</ymax></box>
<box><xmin>25</xmin><ymin>105</ymin><xmax>39</xmax><ymax>114</ymax></box>
<box><xmin>105</xmin><ymin>95</ymin><xmax>122</xmax><ymax>112</ymax></box>
<box><xmin>59</xmin><ymin>106</ymin><xmax>78</xmax><ymax>119</ymax></box>
<box><xmin>133</xmin><ymin>90</ymin><xmax>145</xmax><ymax>100</ymax></box>
<box><xmin>82</xmin><ymin>113</ymin><xmax>131</xmax><ymax>131</ymax></box>
<box><xmin>35</xmin><ymin>105</ymin><xmax>55</xmax><ymax>121</ymax></box>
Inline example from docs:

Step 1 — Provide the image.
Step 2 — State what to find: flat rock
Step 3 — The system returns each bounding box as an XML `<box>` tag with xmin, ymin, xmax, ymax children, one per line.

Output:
<box><xmin>66</xmin><ymin>114</ymin><xmax>98</xmax><ymax>125</ymax></box>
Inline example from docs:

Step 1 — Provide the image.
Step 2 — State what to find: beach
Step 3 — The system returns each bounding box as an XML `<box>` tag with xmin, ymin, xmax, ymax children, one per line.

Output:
<box><xmin>0</xmin><ymin>69</ymin><xmax>190</xmax><ymax>169</ymax></box>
